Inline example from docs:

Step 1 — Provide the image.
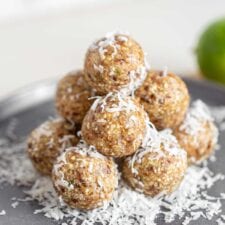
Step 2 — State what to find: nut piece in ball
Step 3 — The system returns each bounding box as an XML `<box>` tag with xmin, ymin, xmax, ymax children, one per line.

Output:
<box><xmin>56</xmin><ymin>70</ymin><xmax>94</xmax><ymax>124</ymax></box>
<box><xmin>122</xmin><ymin>129</ymin><xmax>187</xmax><ymax>196</ymax></box>
<box><xmin>135</xmin><ymin>70</ymin><xmax>190</xmax><ymax>130</ymax></box>
<box><xmin>27</xmin><ymin>118</ymin><xmax>79</xmax><ymax>175</ymax></box>
<box><xmin>84</xmin><ymin>32</ymin><xmax>147</xmax><ymax>94</ymax></box>
<box><xmin>173</xmin><ymin>100</ymin><xmax>218</xmax><ymax>164</ymax></box>
<box><xmin>52</xmin><ymin>142</ymin><xmax>118</xmax><ymax>210</ymax></box>
<box><xmin>81</xmin><ymin>92</ymin><xmax>148</xmax><ymax>158</ymax></box>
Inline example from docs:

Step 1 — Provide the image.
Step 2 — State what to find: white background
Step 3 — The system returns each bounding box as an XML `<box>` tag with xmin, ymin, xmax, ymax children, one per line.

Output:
<box><xmin>0</xmin><ymin>0</ymin><xmax>225</xmax><ymax>99</ymax></box>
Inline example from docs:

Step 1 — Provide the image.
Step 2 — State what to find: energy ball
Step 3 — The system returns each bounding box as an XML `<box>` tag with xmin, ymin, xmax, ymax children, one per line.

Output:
<box><xmin>173</xmin><ymin>100</ymin><xmax>218</xmax><ymax>164</ymax></box>
<box><xmin>52</xmin><ymin>142</ymin><xmax>118</xmax><ymax>210</ymax></box>
<box><xmin>84</xmin><ymin>32</ymin><xmax>147</xmax><ymax>95</ymax></box>
<box><xmin>56</xmin><ymin>70</ymin><xmax>95</xmax><ymax>124</ymax></box>
<box><xmin>122</xmin><ymin>129</ymin><xmax>187</xmax><ymax>196</ymax></box>
<box><xmin>27</xmin><ymin>118</ymin><xmax>79</xmax><ymax>175</ymax></box>
<box><xmin>81</xmin><ymin>92</ymin><xmax>148</xmax><ymax>158</ymax></box>
<box><xmin>135</xmin><ymin>70</ymin><xmax>190</xmax><ymax>130</ymax></box>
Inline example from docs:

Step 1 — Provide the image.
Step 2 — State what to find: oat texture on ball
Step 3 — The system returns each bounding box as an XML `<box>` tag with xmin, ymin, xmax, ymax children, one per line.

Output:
<box><xmin>122</xmin><ymin>129</ymin><xmax>187</xmax><ymax>196</ymax></box>
<box><xmin>81</xmin><ymin>92</ymin><xmax>148</xmax><ymax>158</ymax></box>
<box><xmin>135</xmin><ymin>70</ymin><xmax>190</xmax><ymax>130</ymax></box>
<box><xmin>27</xmin><ymin>118</ymin><xmax>79</xmax><ymax>175</ymax></box>
<box><xmin>56</xmin><ymin>70</ymin><xmax>95</xmax><ymax>124</ymax></box>
<box><xmin>52</xmin><ymin>141</ymin><xmax>118</xmax><ymax>210</ymax></box>
<box><xmin>84</xmin><ymin>31</ymin><xmax>147</xmax><ymax>95</ymax></box>
<box><xmin>173</xmin><ymin>100</ymin><xmax>218</xmax><ymax>164</ymax></box>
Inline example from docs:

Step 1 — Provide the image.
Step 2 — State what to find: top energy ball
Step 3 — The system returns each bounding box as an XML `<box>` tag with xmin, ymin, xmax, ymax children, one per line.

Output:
<box><xmin>84</xmin><ymin>32</ymin><xmax>147</xmax><ymax>95</ymax></box>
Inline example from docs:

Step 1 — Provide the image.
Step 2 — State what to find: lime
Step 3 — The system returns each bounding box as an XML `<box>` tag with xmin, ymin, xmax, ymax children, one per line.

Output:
<box><xmin>196</xmin><ymin>18</ymin><xmax>225</xmax><ymax>84</ymax></box>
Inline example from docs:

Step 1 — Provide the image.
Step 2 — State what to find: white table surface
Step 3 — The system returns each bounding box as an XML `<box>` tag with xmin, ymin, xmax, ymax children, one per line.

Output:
<box><xmin>0</xmin><ymin>0</ymin><xmax>225</xmax><ymax>99</ymax></box>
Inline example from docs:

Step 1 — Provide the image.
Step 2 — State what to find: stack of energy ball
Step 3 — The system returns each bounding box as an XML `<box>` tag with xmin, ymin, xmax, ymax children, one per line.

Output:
<box><xmin>27</xmin><ymin>32</ymin><xmax>218</xmax><ymax>210</ymax></box>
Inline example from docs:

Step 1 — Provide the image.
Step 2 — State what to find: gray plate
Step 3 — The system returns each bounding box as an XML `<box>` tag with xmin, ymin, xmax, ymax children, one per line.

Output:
<box><xmin>0</xmin><ymin>78</ymin><xmax>225</xmax><ymax>225</ymax></box>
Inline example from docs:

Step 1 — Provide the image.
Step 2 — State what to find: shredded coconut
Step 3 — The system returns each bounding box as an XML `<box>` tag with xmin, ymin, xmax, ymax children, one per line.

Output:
<box><xmin>33</xmin><ymin>121</ymin><xmax>54</xmax><ymax>139</ymax></box>
<box><xmin>94</xmin><ymin>64</ymin><xmax>104</xmax><ymax>74</ymax></box>
<box><xmin>0</xmin><ymin>210</ymin><xmax>6</xmax><ymax>216</ymax></box>
<box><xmin>52</xmin><ymin>152</ymin><xmax>74</xmax><ymax>191</ymax></box>
<box><xmin>0</xmin><ymin>104</ymin><xmax>225</xmax><ymax>225</ymax></box>
<box><xmin>180</xmin><ymin>99</ymin><xmax>214</xmax><ymax>135</ymax></box>
<box><xmin>144</xmin><ymin>52</ymin><xmax>151</xmax><ymax>70</ymax></box>
<box><xmin>122</xmin><ymin>65</ymin><xmax>147</xmax><ymax>96</ymax></box>
<box><xmin>11</xmin><ymin>201</ymin><xmax>19</xmax><ymax>209</ymax></box>
<box><xmin>162</xmin><ymin>66</ymin><xmax>168</xmax><ymax>77</ymax></box>
<box><xmin>129</xmin><ymin>54</ymin><xmax>138</xmax><ymax>64</ymax></box>
<box><xmin>90</xmin><ymin>92</ymin><xmax>138</xmax><ymax>113</ymax></box>
<box><xmin>128</xmin><ymin>128</ymin><xmax>187</xmax><ymax>171</ymax></box>
<box><xmin>60</xmin><ymin>140</ymin><xmax>107</xmax><ymax>160</ymax></box>
<box><xmin>210</xmin><ymin>106</ymin><xmax>225</xmax><ymax>131</ymax></box>
<box><xmin>67</xmin><ymin>87</ymin><xmax>73</xmax><ymax>94</ymax></box>
<box><xmin>90</xmin><ymin>31</ymin><xmax>129</xmax><ymax>60</ymax></box>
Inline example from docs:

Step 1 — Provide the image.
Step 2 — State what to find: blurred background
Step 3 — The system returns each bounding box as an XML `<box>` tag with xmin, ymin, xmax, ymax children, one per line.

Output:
<box><xmin>0</xmin><ymin>0</ymin><xmax>225</xmax><ymax>99</ymax></box>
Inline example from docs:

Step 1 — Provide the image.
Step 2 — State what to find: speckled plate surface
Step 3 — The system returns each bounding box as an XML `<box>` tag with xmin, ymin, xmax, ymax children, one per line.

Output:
<box><xmin>0</xmin><ymin>78</ymin><xmax>225</xmax><ymax>225</ymax></box>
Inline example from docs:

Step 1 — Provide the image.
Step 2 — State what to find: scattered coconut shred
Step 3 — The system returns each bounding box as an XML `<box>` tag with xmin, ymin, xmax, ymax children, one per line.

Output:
<box><xmin>1</xmin><ymin>104</ymin><xmax>225</xmax><ymax>225</ymax></box>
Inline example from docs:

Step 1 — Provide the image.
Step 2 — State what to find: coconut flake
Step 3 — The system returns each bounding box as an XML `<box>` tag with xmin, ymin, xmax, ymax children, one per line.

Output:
<box><xmin>11</xmin><ymin>201</ymin><xmax>19</xmax><ymax>209</ymax></box>
<box><xmin>33</xmin><ymin>121</ymin><xmax>54</xmax><ymax>139</ymax></box>
<box><xmin>144</xmin><ymin>52</ymin><xmax>151</xmax><ymax>70</ymax></box>
<box><xmin>90</xmin><ymin>31</ymin><xmax>129</xmax><ymax>60</ymax></box>
<box><xmin>162</xmin><ymin>66</ymin><xmax>168</xmax><ymax>77</ymax></box>
<box><xmin>180</xmin><ymin>100</ymin><xmax>214</xmax><ymax>135</ymax></box>
<box><xmin>117</xmin><ymin>35</ymin><xmax>128</xmax><ymax>42</ymax></box>
<box><xmin>210</xmin><ymin>106</ymin><xmax>225</xmax><ymax>131</ymax></box>
<box><xmin>121</xmin><ymin>65</ymin><xmax>147</xmax><ymax>96</ymax></box>
<box><xmin>94</xmin><ymin>64</ymin><xmax>104</xmax><ymax>74</ymax></box>
<box><xmin>129</xmin><ymin>54</ymin><xmax>138</xmax><ymax>64</ymax></box>
<box><xmin>67</xmin><ymin>87</ymin><xmax>73</xmax><ymax>94</ymax></box>
<box><xmin>59</xmin><ymin>135</ymin><xmax>76</xmax><ymax>152</ymax></box>
<box><xmin>0</xmin><ymin>210</ymin><xmax>6</xmax><ymax>216</ymax></box>
<box><xmin>90</xmin><ymin>92</ymin><xmax>138</xmax><ymax>113</ymax></box>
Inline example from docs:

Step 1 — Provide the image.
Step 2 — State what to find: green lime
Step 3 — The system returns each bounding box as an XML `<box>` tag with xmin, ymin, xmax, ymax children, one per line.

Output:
<box><xmin>197</xmin><ymin>18</ymin><xmax>225</xmax><ymax>84</ymax></box>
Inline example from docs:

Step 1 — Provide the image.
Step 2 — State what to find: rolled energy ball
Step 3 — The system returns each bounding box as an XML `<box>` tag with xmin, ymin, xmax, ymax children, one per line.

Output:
<box><xmin>56</xmin><ymin>70</ymin><xmax>95</xmax><ymax>124</ymax></box>
<box><xmin>81</xmin><ymin>92</ymin><xmax>148</xmax><ymax>158</ymax></box>
<box><xmin>173</xmin><ymin>100</ymin><xmax>218</xmax><ymax>164</ymax></box>
<box><xmin>27</xmin><ymin>118</ymin><xmax>79</xmax><ymax>175</ymax></box>
<box><xmin>122</xmin><ymin>129</ymin><xmax>187</xmax><ymax>196</ymax></box>
<box><xmin>135</xmin><ymin>70</ymin><xmax>190</xmax><ymax>130</ymax></box>
<box><xmin>84</xmin><ymin>31</ymin><xmax>147</xmax><ymax>95</ymax></box>
<box><xmin>52</xmin><ymin>142</ymin><xmax>118</xmax><ymax>210</ymax></box>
